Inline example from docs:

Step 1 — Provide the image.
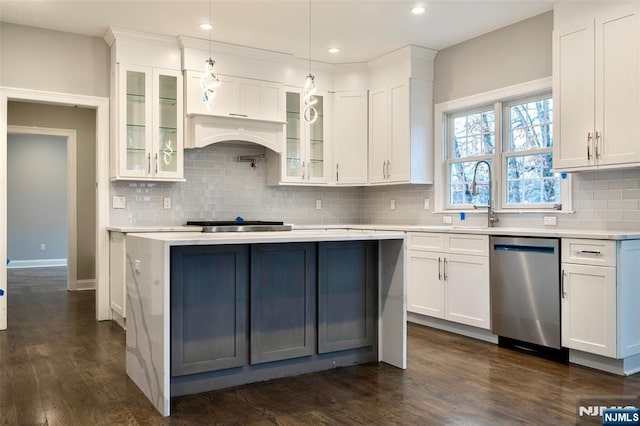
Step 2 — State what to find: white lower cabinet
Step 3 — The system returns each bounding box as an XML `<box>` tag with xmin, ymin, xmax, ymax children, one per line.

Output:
<box><xmin>109</xmin><ymin>232</ymin><xmax>126</xmax><ymax>321</ymax></box>
<box><xmin>407</xmin><ymin>233</ymin><xmax>490</xmax><ymax>330</ymax></box>
<box><xmin>561</xmin><ymin>238</ymin><xmax>640</xmax><ymax>361</ymax></box>
<box><xmin>561</xmin><ymin>263</ymin><xmax>616</xmax><ymax>357</ymax></box>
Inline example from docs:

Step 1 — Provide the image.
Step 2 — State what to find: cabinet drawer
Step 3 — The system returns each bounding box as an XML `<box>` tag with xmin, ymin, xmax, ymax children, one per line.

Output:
<box><xmin>447</xmin><ymin>234</ymin><xmax>489</xmax><ymax>256</ymax></box>
<box><xmin>407</xmin><ymin>233</ymin><xmax>446</xmax><ymax>251</ymax></box>
<box><xmin>562</xmin><ymin>239</ymin><xmax>616</xmax><ymax>267</ymax></box>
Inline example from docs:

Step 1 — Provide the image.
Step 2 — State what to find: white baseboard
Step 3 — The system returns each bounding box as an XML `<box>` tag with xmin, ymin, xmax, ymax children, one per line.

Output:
<box><xmin>76</xmin><ymin>279</ymin><xmax>96</xmax><ymax>291</ymax></box>
<box><xmin>7</xmin><ymin>258</ymin><xmax>67</xmax><ymax>269</ymax></box>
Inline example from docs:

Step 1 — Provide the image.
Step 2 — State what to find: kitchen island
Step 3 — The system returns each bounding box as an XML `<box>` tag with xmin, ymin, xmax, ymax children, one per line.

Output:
<box><xmin>125</xmin><ymin>229</ymin><xmax>406</xmax><ymax>416</ymax></box>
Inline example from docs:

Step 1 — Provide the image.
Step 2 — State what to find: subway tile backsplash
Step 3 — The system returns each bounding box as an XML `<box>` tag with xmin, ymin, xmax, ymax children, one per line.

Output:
<box><xmin>110</xmin><ymin>143</ymin><xmax>640</xmax><ymax>232</ymax></box>
<box><xmin>110</xmin><ymin>143</ymin><xmax>361</xmax><ymax>226</ymax></box>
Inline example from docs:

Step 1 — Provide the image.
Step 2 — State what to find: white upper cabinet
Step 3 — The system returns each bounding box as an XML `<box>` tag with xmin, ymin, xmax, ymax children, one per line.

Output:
<box><xmin>185</xmin><ymin>72</ymin><xmax>284</xmax><ymax>123</ymax></box>
<box><xmin>367</xmin><ymin>46</ymin><xmax>436</xmax><ymax>184</ymax></box>
<box><xmin>333</xmin><ymin>90</ymin><xmax>368</xmax><ymax>185</ymax></box>
<box><xmin>269</xmin><ymin>88</ymin><xmax>332</xmax><ymax>185</ymax></box>
<box><xmin>553</xmin><ymin>3</ymin><xmax>640</xmax><ymax>171</ymax></box>
<box><xmin>115</xmin><ymin>66</ymin><xmax>184</xmax><ymax>181</ymax></box>
<box><xmin>105</xmin><ymin>29</ymin><xmax>184</xmax><ymax>181</ymax></box>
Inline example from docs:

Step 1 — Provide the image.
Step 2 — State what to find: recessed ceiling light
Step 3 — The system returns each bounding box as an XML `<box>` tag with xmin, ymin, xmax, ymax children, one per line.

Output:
<box><xmin>199</xmin><ymin>23</ymin><xmax>213</xmax><ymax>30</ymax></box>
<box><xmin>411</xmin><ymin>6</ymin><xmax>427</xmax><ymax>15</ymax></box>
<box><xmin>328</xmin><ymin>47</ymin><xmax>340</xmax><ymax>54</ymax></box>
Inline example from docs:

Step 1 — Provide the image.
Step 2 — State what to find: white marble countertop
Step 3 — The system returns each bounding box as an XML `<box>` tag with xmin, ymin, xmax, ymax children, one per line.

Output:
<box><xmin>293</xmin><ymin>224</ymin><xmax>640</xmax><ymax>240</ymax></box>
<box><xmin>127</xmin><ymin>229</ymin><xmax>406</xmax><ymax>245</ymax></box>
<box><xmin>107</xmin><ymin>225</ymin><xmax>202</xmax><ymax>233</ymax></box>
<box><xmin>109</xmin><ymin>223</ymin><xmax>640</xmax><ymax>241</ymax></box>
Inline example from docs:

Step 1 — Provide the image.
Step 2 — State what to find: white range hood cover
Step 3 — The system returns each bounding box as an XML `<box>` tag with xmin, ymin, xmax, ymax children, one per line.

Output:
<box><xmin>186</xmin><ymin>115</ymin><xmax>284</xmax><ymax>153</ymax></box>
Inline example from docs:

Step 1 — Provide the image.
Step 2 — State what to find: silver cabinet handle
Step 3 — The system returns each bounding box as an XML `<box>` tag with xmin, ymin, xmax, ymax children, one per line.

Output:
<box><xmin>382</xmin><ymin>161</ymin><xmax>386</xmax><ymax>179</ymax></box>
<box><xmin>561</xmin><ymin>270</ymin><xmax>567</xmax><ymax>299</ymax></box>
<box><xmin>387</xmin><ymin>161</ymin><xmax>391</xmax><ymax>179</ymax></box>
<box><xmin>228</xmin><ymin>113</ymin><xmax>248</xmax><ymax>117</ymax></box>
<box><xmin>302</xmin><ymin>161</ymin><xmax>306</xmax><ymax>181</ymax></box>
<box><xmin>578</xmin><ymin>250</ymin><xmax>601</xmax><ymax>255</ymax></box>
<box><xmin>154</xmin><ymin>153</ymin><xmax>158</xmax><ymax>174</ymax></box>
<box><xmin>438</xmin><ymin>257</ymin><xmax>442</xmax><ymax>280</ymax></box>
<box><xmin>336</xmin><ymin>162</ymin><xmax>339</xmax><ymax>182</ymax></box>
<box><xmin>147</xmin><ymin>153</ymin><xmax>151</xmax><ymax>174</ymax></box>
<box><xmin>443</xmin><ymin>258</ymin><xmax>448</xmax><ymax>281</ymax></box>
<box><xmin>587</xmin><ymin>132</ymin><xmax>593</xmax><ymax>160</ymax></box>
<box><xmin>595</xmin><ymin>131</ymin><xmax>601</xmax><ymax>158</ymax></box>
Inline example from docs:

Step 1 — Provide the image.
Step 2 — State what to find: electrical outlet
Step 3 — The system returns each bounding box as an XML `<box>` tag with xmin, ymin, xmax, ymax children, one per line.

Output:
<box><xmin>112</xmin><ymin>196</ymin><xmax>126</xmax><ymax>209</ymax></box>
<box><xmin>543</xmin><ymin>216</ymin><xmax>557</xmax><ymax>226</ymax></box>
<box><xmin>442</xmin><ymin>215</ymin><xmax>453</xmax><ymax>224</ymax></box>
<box><xmin>163</xmin><ymin>197</ymin><xmax>172</xmax><ymax>209</ymax></box>
<box><xmin>315</xmin><ymin>199</ymin><xmax>322</xmax><ymax>210</ymax></box>
<box><xmin>390</xmin><ymin>199</ymin><xmax>396</xmax><ymax>210</ymax></box>
<box><xmin>134</xmin><ymin>259</ymin><xmax>141</xmax><ymax>273</ymax></box>
<box><xmin>40</xmin><ymin>243</ymin><xmax>46</xmax><ymax>252</ymax></box>
<box><xmin>423</xmin><ymin>198</ymin><xmax>430</xmax><ymax>210</ymax></box>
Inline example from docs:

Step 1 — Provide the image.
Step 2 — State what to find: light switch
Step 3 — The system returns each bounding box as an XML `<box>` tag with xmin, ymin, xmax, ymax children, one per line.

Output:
<box><xmin>543</xmin><ymin>216</ymin><xmax>557</xmax><ymax>226</ymax></box>
<box><xmin>423</xmin><ymin>198</ymin><xmax>430</xmax><ymax>210</ymax></box>
<box><xmin>390</xmin><ymin>199</ymin><xmax>396</xmax><ymax>210</ymax></box>
<box><xmin>443</xmin><ymin>215</ymin><xmax>453</xmax><ymax>224</ymax></box>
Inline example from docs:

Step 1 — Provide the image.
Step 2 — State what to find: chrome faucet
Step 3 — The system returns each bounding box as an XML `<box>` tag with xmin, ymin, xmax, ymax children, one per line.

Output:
<box><xmin>471</xmin><ymin>160</ymin><xmax>499</xmax><ymax>227</ymax></box>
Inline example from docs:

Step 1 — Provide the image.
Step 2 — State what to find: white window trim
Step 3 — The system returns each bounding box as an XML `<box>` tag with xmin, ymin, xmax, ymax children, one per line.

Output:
<box><xmin>433</xmin><ymin>77</ymin><xmax>573</xmax><ymax>214</ymax></box>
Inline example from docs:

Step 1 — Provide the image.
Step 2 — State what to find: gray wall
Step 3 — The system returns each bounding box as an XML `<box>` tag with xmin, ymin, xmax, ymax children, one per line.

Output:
<box><xmin>433</xmin><ymin>11</ymin><xmax>553</xmax><ymax>103</ymax></box>
<box><xmin>8</xmin><ymin>102</ymin><xmax>97</xmax><ymax>280</ymax></box>
<box><xmin>0</xmin><ymin>22</ymin><xmax>109</xmax><ymax>97</ymax></box>
<box><xmin>7</xmin><ymin>134</ymin><xmax>67</xmax><ymax>262</ymax></box>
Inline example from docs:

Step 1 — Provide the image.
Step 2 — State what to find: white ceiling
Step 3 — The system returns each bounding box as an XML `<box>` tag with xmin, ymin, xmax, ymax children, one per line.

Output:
<box><xmin>0</xmin><ymin>0</ymin><xmax>554</xmax><ymax>63</ymax></box>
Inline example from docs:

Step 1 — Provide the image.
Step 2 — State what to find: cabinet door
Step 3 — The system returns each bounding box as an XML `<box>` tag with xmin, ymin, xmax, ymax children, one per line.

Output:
<box><xmin>407</xmin><ymin>250</ymin><xmax>444</xmax><ymax>318</ymax></box>
<box><xmin>237</xmin><ymin>79</ymin><xmax>282</xmax><ymax>122</ymax></box>
<box><xmin>553</xmin><ymin>18</ymin><xmax>595</xmax><ymax>170</ymax></box>
<box><xmin>444</xmin><ymin>254</ymin><xmax>490</xmax><ymax>329</ymax></box>
<box><xmin>595</xmin><ymin>7</ymin><xmax>640</xmax><ymax>166</ymax></box>
<box><xmin>389</xmin><ymin>80</ymin><xmax>410</xmax><ymax>182</ymax></box>
<box><xmin>333</xmin><ymin>91</ymin><xmax>368</xmax><ymax>185</ymax></box>
<box><xmin>120</xmin><ymin>64</ymin><xmax>153</xmax><ymax>178</ymax></box>
<box><xmin>561</xmin><ymin>263</ymin><xmax>616</xmax><ymax>357</ymax></box>
<box><xmin>250</xmin><ymin>243</ymin><xmax>316</xmax><ymax>364</ymax></box>
<box><xmin>283</xmin><ymin>90</ymin><xmax>304</xmax><ymax>182</ymax></box>
<box><xmin>318</xmin><ymin>241</ymin><xmax>376</xmax><ymax>353</ymax></box>
<box><xmin>109</xmin><ymin>232</ymin><xmax>126</xmax><ymax>318</ymax></box>
<box><xmin>171</xmin><ymin>245</ymin><xmax>249</xmax><ymax>376</ymax></box>
<box><xmin>153</xmin><ymin>69</ymin><xmax>183</xmax><ymax>179</ymax></box>
<box><xmin>307</xmin><ymin>92</ymin><xmax>331</xmax><ymax>184</ymax></box>
<box><xmin>369</xmin><ymin>87</ymin><xmax>389</xmax><ymax>183</ymax></box>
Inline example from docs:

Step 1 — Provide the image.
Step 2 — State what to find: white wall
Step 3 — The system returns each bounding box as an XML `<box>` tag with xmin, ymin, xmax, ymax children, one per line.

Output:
<box><xmin>0</xmin><ymin>22</ymin><xmax>109</xmax><ymax>97</ymax></box>
<box><xmin>7</xmin><ymin>134</ymin><xmax>67</xmax><ymax>262</ymax></box>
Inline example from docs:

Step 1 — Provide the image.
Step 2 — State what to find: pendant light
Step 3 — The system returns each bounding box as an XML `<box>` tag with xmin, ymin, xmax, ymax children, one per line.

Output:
<box><xmin>201</xmin><ymin>0</ymin><xmax>221</xmax><ymax>107</ymax></box>
<box><xmin>303</xmin><ymin>0</ymin><xmax>318</xmax><ymax>124</ymax></box>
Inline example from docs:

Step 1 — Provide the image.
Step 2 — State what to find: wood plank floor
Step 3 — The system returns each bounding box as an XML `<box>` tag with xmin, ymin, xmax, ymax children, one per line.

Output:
<box><xmin>1</xmin><ymin>267</ymin><xmax>639</xmax><ymax>425</ymax></box>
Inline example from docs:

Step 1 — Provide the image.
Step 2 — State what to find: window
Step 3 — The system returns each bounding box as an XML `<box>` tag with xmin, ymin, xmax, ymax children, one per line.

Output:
<box><xmin>441</xmin><ymin>87</ymin><xmax>567</xmax><ymax>212</ymax></box>
<box><xmin>504</xmin><ymin>96</ymin><xmax>558</xmax><ymax>207</ymax></box>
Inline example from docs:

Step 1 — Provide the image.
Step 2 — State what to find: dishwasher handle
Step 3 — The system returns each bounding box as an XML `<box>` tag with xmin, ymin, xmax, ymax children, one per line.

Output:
<box><xmin>493</xmin><ymin>244</ymin><xmax>556</xmax><ymax>254</ymax></box>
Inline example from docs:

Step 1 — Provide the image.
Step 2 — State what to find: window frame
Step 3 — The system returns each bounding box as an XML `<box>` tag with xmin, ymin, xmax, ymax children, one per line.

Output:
<box><xmin>433</xmin><ymin>78</ymin><xmax>572</xmax><ymax>214</ymax></box>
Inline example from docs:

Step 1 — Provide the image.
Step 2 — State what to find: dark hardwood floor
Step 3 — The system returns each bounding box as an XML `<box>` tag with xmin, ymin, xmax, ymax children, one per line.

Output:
<box><xmin>1</xmin><ymin>267</ymin><xmax>639</xmax><ymax>425</ymax></box>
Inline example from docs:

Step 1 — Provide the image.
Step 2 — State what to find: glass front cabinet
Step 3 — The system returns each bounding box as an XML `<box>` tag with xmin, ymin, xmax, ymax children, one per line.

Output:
<box><xmin>114</xmin><ymin>64</ymin><xmax>183</xmax><ymax>180</ymax></box>
<box><xmin>281</xmin><ymin>88</ymin><xmax>331</xmax><ymax>184</ymax></box>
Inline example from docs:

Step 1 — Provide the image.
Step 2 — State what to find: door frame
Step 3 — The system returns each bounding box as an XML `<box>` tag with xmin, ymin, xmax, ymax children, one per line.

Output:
<box><xmin>7</xmin><ymin>125</ymin><xmax>77</xmax><ymax>291</ymax></box>
<box><xmin>0</xmin><ymin>87</ymin><xmax>111</xmax><ymax>330</ymax></box>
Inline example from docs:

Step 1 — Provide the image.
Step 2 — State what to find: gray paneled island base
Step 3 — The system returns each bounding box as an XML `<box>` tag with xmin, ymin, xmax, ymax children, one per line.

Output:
<box><xmin>124</xmin><ymin>230</ymin><xmax>406</xmax><ymax>416</ymax></box>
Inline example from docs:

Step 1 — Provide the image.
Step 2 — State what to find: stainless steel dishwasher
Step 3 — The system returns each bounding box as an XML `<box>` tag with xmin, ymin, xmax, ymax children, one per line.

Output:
<box><xmin>490</xmin><ymin>236</ymin><xmax>562</xmax><ymax>350</ymax></box>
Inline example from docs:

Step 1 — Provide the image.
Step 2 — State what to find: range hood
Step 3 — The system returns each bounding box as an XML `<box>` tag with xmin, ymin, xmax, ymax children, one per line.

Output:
<box><xmin>185</xmin><ymin>114</ymin><xmax>284</xmax><ymax>153</ymax></box>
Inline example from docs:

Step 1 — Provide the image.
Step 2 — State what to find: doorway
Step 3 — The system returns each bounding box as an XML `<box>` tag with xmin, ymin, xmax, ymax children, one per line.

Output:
<box><xmin>7</xmin><ymin>126</ymin><xmax>77</xmax><ymax>292</ymax></box>
<box><xmin>0</xmin><ymin>88</ymin><xmax>110</xmax><ymax>330</ymax></box>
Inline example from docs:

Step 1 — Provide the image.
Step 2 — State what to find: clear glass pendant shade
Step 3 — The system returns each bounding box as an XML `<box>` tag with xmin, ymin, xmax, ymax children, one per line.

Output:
<box><xmin>201</xmin><ymin>58</ymin><xmax>221</xmax><ymax>106</ymax></box>
<box><xmin>303</xmin><ymin>73</ymin><xmax>318</xmax><ymax>124</ymax></box>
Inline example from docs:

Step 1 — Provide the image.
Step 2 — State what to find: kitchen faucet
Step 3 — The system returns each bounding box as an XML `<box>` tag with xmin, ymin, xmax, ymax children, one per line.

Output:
<box><xmin>470</xmin><ymin>160</ymin><xmax>499</xmax><ymax>227</ymax></box>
